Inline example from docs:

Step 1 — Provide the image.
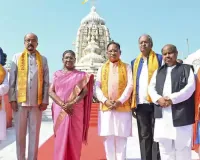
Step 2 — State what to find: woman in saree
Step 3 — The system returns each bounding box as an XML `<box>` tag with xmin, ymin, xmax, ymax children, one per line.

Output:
<box><xmin>49</xmin><ymin>50</ymin><xmax>94</xmax><ymax>160</ymax></box>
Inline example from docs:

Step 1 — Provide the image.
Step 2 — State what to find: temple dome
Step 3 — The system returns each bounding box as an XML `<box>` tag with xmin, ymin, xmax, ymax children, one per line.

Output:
<box><xmin>81</xmin><ymin>6</ymin><xmax>105</xmax><ymax>25</ymax></box>
<box><xmin>79</xmin><ymin>52</ymin><xmax>105</xmax><ymax>64</ymax></box>
<box><xmin>83</xmin><ymin>37</ymin><xmax>101</xmax><ymax>55</ymax></box>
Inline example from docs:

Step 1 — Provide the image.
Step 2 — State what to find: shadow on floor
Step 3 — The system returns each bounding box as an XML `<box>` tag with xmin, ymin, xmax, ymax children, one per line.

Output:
<box><xmin>0</xmin><ymin>127</ymin><xmax>17</xmax><ymax>150</ymax></box>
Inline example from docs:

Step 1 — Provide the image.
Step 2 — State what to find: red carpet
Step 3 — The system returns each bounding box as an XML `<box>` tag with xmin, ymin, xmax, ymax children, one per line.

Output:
<box><xmin>89</xmin><ymin>103</ymin><xmax>99</xmax><ymax>126</ymax></box>
<box><xmin>38</xmin><ymin>136</ymin><xmax>54</xmax><ymax>160</ymax></box>
<box><xmin>38</xmin><ymin>103</ymin><xmax>106</xmax><ymax>160</ymax></box>
<box><xmin>81</xmin><ymin>127</ymin><xmax>106</xmax><ymax>160</ymax></box>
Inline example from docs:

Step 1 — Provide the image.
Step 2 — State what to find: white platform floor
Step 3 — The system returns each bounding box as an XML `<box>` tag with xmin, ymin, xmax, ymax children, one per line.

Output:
<box><xmin>0</xmin><ymin>114</ymin><xmax>199</xmax><ymax>160</ymax></box>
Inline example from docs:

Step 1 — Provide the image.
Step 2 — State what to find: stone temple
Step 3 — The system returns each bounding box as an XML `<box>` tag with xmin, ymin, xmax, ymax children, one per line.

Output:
<box><xmin>75</xmin><ymin>6</ymin><xmax>111</xmax><ymax>78</ymax></box>
<box><xmin>184</xmin><ymin>49</ymin><xmax>200</xmax><ymax>73</ymax></box>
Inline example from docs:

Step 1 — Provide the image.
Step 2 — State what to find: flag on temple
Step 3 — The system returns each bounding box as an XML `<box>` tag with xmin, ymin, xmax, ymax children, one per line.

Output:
<box><xmin>82</xmin><ymin>0</ymin><xmax>88</xmax><ymax>4</ymax></box>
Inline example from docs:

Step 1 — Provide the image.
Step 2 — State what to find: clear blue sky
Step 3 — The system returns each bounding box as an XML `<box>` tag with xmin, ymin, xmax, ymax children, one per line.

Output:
<box><xmin>0</xmin><ymin>0</ymin><xmax>199</xmax><ymax>78</ymax></box>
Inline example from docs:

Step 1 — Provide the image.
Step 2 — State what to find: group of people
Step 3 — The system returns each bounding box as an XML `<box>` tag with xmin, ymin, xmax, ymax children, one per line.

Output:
<box><xmin>0</xmin><ymin>32</ymin><xmax>200</xmax><ymax>160</ymax></box>
<box><xmin>95</xmin><ymin>35</ymin><xmax>197</xmax><ymax>160</ymax></box>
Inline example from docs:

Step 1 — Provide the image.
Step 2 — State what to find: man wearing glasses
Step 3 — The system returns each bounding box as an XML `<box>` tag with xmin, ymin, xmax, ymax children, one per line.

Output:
<box><xmin>9</xmin><ymin>33</ymin><xmax>49</xmax><ymax>160</ymax></box>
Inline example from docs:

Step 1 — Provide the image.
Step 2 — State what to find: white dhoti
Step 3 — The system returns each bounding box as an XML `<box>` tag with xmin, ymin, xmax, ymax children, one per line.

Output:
<box><xmin>0</xmin><ymin>96</ymin><xmax>6</xmax><ymax>140</ymax></box>
<box><xmin>98</xmin><ymin>110</ymin><xmax>132</xmax><ymax>160</ymax></box>
<box><xmin>159</xmin><ymin>138</ymin><xmax>192</xmax><ymax>160</ymax></box>
<box><xmin>104</xmin><ymin>136</ymin><xmax>127</xmax><ymax>160</ymax></box>
<box><xmin>154</xmin><ymin>108</ymin><xmax>193</xmax><ymax>160</ymax></box>
<box><xmin>14</xmin><ymin>105</ymin><xmax>42</xmax><ymax>160</ymax></box>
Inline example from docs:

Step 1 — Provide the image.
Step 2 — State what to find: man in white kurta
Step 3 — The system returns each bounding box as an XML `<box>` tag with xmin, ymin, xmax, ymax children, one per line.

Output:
<box><xmin>148</xmin><ymin>44</ymin><xmax>195</xmax><ymax>160</ymax></box>
<box><xmin>131</xmin><ymin>34</ymin><xmax>162</xmax><ymax>160</ymax></box>
<box><xmin>0</xmin><ymin>65</ymin><xmax>9</xmax><ymax>141</ymax></box>
<box><xmin>95</xmin><ymin>42</ymin><xmax>133</xmax><ymax>160</ymax></box>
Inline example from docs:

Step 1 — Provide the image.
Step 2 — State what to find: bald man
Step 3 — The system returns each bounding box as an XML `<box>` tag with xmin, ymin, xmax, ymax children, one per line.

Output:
<box><xmin>148</xmin><ymin>44</ymin><xmax>195</xmax><ymax>160</ymax></box>
<box><xmin>9</xmin><ymin>33</ymin><xmax>49</xmax><ymax>160</ymax></box>
<box><xmin>131</xmin><ymin>34</ymin><xmax>162</xmax><ymax>160</ymax></box>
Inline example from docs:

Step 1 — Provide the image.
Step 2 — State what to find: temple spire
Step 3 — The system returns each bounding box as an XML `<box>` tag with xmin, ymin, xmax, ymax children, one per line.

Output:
<box><xmin>91</xmin><ymin>0</ymin><xmax>96</xmax><ymax>7</ymax></box>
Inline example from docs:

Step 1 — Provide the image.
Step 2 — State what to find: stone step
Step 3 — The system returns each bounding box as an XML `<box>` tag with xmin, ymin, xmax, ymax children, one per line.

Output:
<box><xmin>91</xmin><ymin>110</ymin><xmax>98</xmax><ymax>113</ymax></box>
<box><xmin>90</xmin><ymin>114</ymin><xmax>98</xmax><ymax>118</ymax></box>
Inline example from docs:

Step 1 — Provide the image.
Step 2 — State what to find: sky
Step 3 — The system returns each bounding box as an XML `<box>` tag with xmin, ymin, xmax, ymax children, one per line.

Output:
<box><xmin>0</xmin><ymin>0</ymin><xmax>200</xmax><ymax>78</ymax></box>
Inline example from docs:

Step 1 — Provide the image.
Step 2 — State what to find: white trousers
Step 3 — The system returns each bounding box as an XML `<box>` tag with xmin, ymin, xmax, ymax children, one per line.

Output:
<box><xmin>159</xmin><ymin>138</ymin><xmax>191</xmax><ymax>160</ymax></box>
<box><xmin>14</xmin><ymin>106</ymin><xmax>42</xmax><ymax>160</ymax></box>
<box><xmin>104</xmin><ymin>136</ymin><xmax>127</xmax><ymax>160</ymax></box>
<box><xmin>0</xmin><ymin>109</ymin><xmax>6</xmax><ymax>140</ymax></box>
<box><xmin>0</xmin><ymin>97</ymin><xmax>6</xmax><ymax>140</ymax></box>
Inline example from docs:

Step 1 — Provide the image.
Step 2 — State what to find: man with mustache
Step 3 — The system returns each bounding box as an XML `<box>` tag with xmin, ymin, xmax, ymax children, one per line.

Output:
<box><xmin>9</xmin><ymin>33</ymin><xmax>49</xmax><ymax>160</ymax></box>
<box><xmin>131</xmin><ymin>34</ymin><xmax>162</xmax><ymax>160</ymax></box>
<box><xmin>95</xmin><ymin>41</ymin><xmax>133</xmax><ymax>160</ymax></box>
<box><xmin>148</xmin><ymin>44</ymin><xmax>195</xmax><ymax>160</ymax></box>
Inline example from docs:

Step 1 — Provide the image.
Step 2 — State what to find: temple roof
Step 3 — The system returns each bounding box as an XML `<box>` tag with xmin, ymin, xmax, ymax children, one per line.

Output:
<box><xmin>81</xmin><ymin>6</ymin><xmax>105</xmax><ymax>25</ymax></box>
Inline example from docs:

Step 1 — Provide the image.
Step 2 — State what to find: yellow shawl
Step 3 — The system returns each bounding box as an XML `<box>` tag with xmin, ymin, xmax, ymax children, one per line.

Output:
<box><xmin>101</xmin><ymin>60</ymin><xmax>131</xmax><ymax>112</ymax></box>
<box><xmin>0</xmin><ymin>64</ymin><xmax>6</xmax><ymax>110</ymax></box>
<box><xmin>131</xmin><ymin>50</ymin><xmax>159</xmax><ymax>108</ymax></box>
<box><xmin>17</xmin><ymin>49</ymin><xmax>43</xmax><ymax>104</ymax></box>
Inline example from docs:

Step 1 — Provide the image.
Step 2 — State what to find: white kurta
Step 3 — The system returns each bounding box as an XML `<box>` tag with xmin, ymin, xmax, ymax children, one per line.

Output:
<box><xmin>95</xmin><ymin>62</ymin><xmax>133</xmax><ymax>137</ymax></box>
<box><xmin>0</xmin><ymin>68</ymin><xmax>9</xmax><ymax>140</ymax></box>
<box><xmin>138</xmin><ymin>58</ymin><xmax>150</xmax><ymax>104</ymax></box>
<box><xmin>148</xmin><ymin>66</ymin><xmax>195</xmax><ymax>147</ymax></box>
